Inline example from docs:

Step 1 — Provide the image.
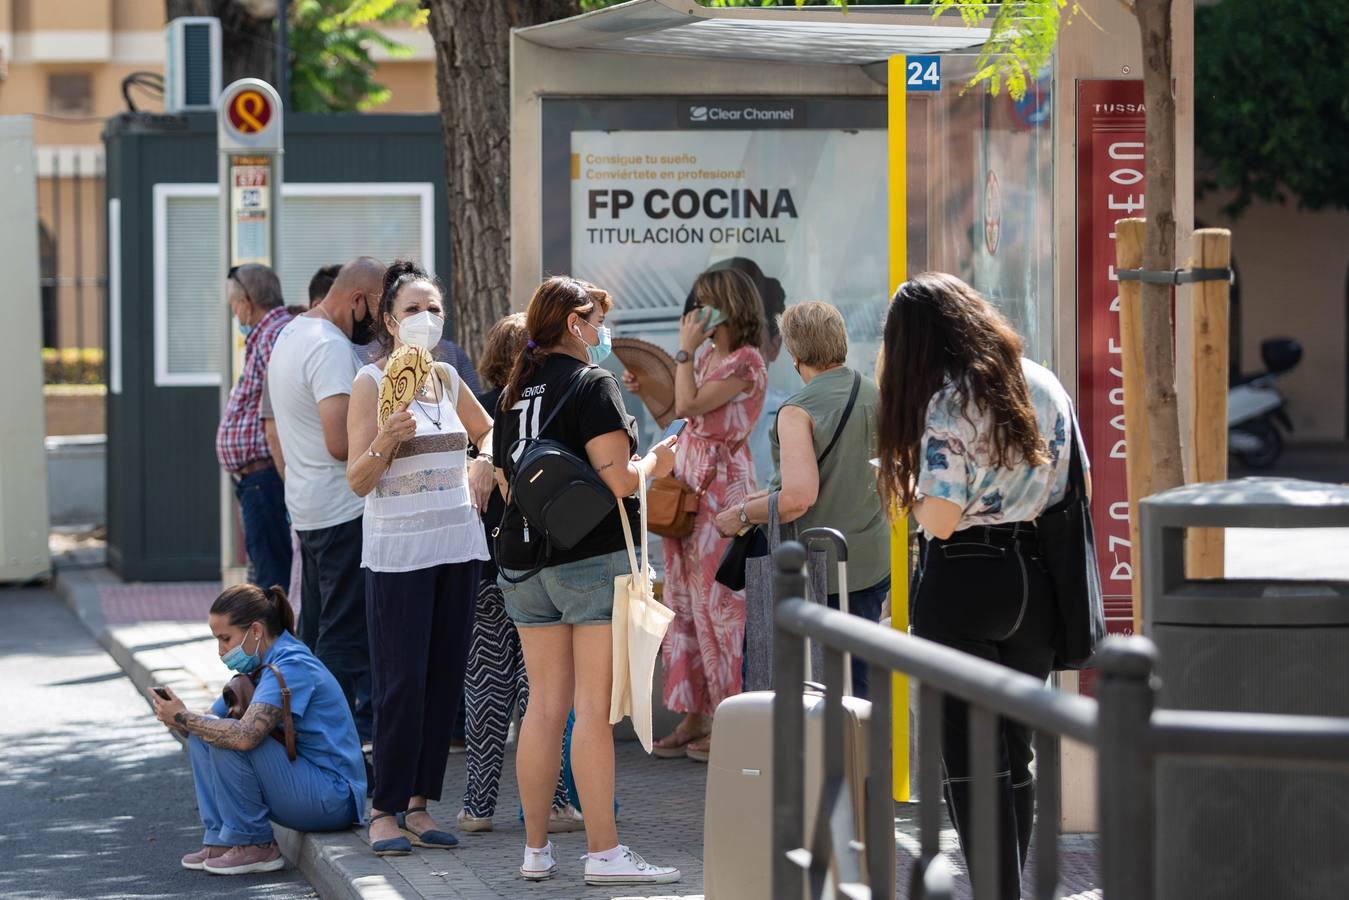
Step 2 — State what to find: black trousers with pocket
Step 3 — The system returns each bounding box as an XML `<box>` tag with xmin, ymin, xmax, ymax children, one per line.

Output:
<box><xmin>366</xmin><ymin>560</ymin><xmax>479</xmax><ymax>814</ymax></box>
<box><xmin>911</xmin><ymin>522</ymin><xmax>1056</xmax><ymax>900</ymax></box>
<box><xmin>297</xmin><ymin>516</ymin><xmax>372</xmax><ymax>742</ymax></box>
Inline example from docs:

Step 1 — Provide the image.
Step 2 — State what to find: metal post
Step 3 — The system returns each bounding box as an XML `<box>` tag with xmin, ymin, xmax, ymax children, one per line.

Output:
<box><xmin>52</xmin><ymin>151</ymin><xmax>61</xmax><ymax>348</ymax></box>
<box><xmin>1032</xmin><ymin>730</ymin><xmax>1062</xmax><ymax>900</ymax></box>
<box><xmin>866</xmin><ymin>659</ymin><xmax>895</xmax><ymax>899</ymax></box>
<box><xmin>1096</xmin><ymin>636</ymin><xmax>1159</xmax><ymax>899</ymax></box>
<box><xmin>276</xmin><ymin>0</ymin><xmax>289</xmax><ymax>107</ymax></box>
<box><xmin>73</xmin><ymin>152</ymin><xmax>84</xmax><ymax>353</ymax></box>
<box><xmin>772</xmin><ymin>542</ymin><xmax>808</xmax><ymax>900</ymax></box>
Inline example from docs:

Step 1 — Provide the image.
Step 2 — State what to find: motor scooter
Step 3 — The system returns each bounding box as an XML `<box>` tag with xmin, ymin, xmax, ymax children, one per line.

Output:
<box><xmin>1228</xmin><ymin>338</ymin><xmax>1301</xmax><ymax>469</ymax></box>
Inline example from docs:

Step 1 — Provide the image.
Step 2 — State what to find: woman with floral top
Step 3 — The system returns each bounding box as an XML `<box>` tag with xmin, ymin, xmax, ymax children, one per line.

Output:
<box><xmin>875</xmin><ymin>272</ymin><xmax>1087</xmax><ymax>900</ymax></box>
<box><xmin>623</xmin><ymin>268</ymin><xmax>767</xmax><ymax>762</ymax></box>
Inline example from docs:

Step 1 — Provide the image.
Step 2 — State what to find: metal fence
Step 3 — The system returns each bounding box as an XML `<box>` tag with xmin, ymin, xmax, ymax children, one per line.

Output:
<box><xmin>768</xmin><ymin>541</ymin><xmax>1349</xmax><ymax>899</ymax></box>
<box><xmin>38</xmin><ymin>147</ymin><xmax>107</xmax><ymax>357</ymax></box>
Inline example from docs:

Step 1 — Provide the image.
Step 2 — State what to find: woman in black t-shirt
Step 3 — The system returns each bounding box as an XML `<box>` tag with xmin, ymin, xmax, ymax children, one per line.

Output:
<box><xmin>491</xmin><ymin>276</ymin><xmax>681</xmax><ymax>887</ymax></box>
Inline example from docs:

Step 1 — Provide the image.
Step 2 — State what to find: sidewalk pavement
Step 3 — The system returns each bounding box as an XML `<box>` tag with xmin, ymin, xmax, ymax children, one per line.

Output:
<box><xmin>51</xmin><ymin>542</ymin><xmax>1106</xmax><ymax>900</ymax></box>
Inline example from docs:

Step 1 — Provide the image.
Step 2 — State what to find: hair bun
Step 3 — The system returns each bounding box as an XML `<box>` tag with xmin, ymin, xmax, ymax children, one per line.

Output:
<box><xmin>382</xmin><ymin>259</ymin><xmax>426</xmax><ymax>295</ymax></box>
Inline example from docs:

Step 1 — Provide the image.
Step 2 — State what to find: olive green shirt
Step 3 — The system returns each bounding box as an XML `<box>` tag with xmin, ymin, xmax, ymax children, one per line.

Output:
<box><xmin>769</xmin><ymin>366</ymin><xmax>890</xmax><ymax>595</ymax></box>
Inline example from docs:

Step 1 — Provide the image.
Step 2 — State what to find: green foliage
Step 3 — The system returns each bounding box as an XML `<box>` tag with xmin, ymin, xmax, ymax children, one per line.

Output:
<box><xmin>287</xmin><ymin>0</ymin><xmax>428</xmax><ymax>113</ymax></box>
<box><xmin>1196</xmin><ymin>0</ymin><xmax>1349</xmax><ymax>215</ymax></box>
<box><xmin>928</xmin><ymin>0</ymin><xmax>1067</xmax><ymax>100</ymax></box>
<box><xmin>42</xmin><ymin>348</ymin><xmax>104</xmax><ymax>385</ymax></box>
<box><xmin>576</xmin><ymin>0</ymin><xmax>1062</xmax><ymax>102</ymax></box>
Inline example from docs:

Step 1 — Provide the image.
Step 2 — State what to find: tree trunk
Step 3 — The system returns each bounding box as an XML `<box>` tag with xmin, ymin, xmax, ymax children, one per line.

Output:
<box><xmin>166</xmin><ymin>0</ymin><xmax>275</xmax><ymax>87</ymax></box>
<box><xmin>422</xmin><ymin>0</ymin><xmax>581</xmax><ymax>360</ymax></box>
<box><xmin>1132</xmin><ymin>0</ymin><xmax>1186</xmax><ymax>496</ymax></box>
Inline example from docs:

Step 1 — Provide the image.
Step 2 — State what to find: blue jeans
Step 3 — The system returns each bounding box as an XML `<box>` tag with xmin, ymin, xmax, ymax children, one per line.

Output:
<box><xmin>188</xmin><ymin>734</ymin><xmax>358</xmax><ymax>846</ymax></box>
<box><xmin>235</xmin><ymin>467</ymin><xmax>292</xmax><ymax>594</ymax></box>
<box><xmin>826</xmin><ymin>575</ymin><xmax>891</xmax><ymax>701</ymax></box>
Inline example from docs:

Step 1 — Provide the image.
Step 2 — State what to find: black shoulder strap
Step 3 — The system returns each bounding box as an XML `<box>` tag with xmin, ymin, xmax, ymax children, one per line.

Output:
<box><xmin>817</xmin><ymin>370</ymin><xmax>862</xmax><ymax>466</ymax></box>
<box><xmin>1066</xmin><ymin>411</ymin><xmax>1088</xmax><ymax>498</ymax></box>
<box><xmin>537</xmin><ymin>364</ymin><xmax>594</xmax><ymax>438</ymax></box>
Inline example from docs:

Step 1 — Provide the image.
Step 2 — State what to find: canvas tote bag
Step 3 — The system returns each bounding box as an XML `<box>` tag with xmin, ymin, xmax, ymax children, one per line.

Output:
<box><xmin>608</xmin><ymin>477</ymin><xmax>675</xmax><ymax>752</ymax></box>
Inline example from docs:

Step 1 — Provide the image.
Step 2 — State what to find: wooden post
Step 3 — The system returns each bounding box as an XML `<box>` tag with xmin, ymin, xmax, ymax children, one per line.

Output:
<box><xmin>1184</xmin><ymin>228</ymin><xmax>1231</xmax><ymax>578</ymax></box>
<box><xmin>1115</xmin><ymin>218</ymin><xmax>1152</xmax><ymax>636</ymax></box>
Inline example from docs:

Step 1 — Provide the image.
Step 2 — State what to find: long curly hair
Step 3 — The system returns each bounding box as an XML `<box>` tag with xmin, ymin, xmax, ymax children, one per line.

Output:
<box><xmin>875</xmin><ymin>272</ymin><xmax>1047</xmax><ymax>512</ymax></box>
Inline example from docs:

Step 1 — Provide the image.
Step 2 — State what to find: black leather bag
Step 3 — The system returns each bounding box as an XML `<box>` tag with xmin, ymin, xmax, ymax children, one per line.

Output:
<box><xmin>714</xmin><ymin>525</ymin><xmax>768</xmax><ymax>591</ymax></box>
<box><xmin>1036</xmin><ymin>419</ymin><xmax>1106</xmax><ymax>670</ymax></box>
<box><xmin>497</xmin><ymin>367</ymin><xmax>617</xmax><ymax>584</ymax></box>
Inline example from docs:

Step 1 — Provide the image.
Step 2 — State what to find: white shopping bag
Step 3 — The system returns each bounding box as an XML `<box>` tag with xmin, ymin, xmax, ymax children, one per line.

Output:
<box><xmin>609</xmin><ymin>477</ymin><xmax>675</xmax><ymax>753</ymax></box>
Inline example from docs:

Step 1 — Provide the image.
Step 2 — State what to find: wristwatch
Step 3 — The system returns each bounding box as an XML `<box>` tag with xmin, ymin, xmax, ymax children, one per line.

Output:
<box><xmin>674</xmin><ymin>350</ymin><xmax>691</xmax><ymax>364</ymax></box>
<box><xmin>477</xmin><ymin>451</ymin><xmax>494</xmax><ymax>465</ymax></box>
<box><xmin>738</xmin><ymin>500</ymin><xmax>750</xmax><ymax>526</ymax></box>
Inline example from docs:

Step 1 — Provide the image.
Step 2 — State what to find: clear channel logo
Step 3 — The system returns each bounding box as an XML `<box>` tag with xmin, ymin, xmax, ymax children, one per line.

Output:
<box><xmin>680</xmin><ymin>100</ymin><xmax>804</xmax><ymax>128</ymax></box>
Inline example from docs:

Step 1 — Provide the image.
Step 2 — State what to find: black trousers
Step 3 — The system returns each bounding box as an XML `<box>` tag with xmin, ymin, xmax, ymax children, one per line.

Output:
<box><xmin>297</xmin><ymin>517</ymin><xmax>372</xmax><ymax>742</ymax></box>
<box><xmin>912</xmin><ymin>523</ymin><xmax>1056</xmax><ymax>900</ymax></box>
<box><xmin>366</xmin><ymin>560</ymin><xmax>479</xmax><ymax>813</ymax></box>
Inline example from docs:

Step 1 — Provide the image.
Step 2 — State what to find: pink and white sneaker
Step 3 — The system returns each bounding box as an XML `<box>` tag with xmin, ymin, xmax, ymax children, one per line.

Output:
<box><xmin>180</xmin><ymin>846</ymin><xmax>227</xmax><ymax>871</ymax></box>
<box><xmin>203</xmin><ymin>841</ymin><xmax>286</xmax><ymax>875</ymax></box>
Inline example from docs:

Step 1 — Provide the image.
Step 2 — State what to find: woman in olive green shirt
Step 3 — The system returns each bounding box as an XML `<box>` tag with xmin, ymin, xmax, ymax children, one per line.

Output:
<box><xmin>715</xmin><ymin>301</ymin><xmax>890</xmax><ymax>698</ymax></box>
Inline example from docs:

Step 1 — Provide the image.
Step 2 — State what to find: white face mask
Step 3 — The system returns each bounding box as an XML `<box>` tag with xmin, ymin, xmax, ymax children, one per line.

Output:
<box><xmin>397</xmin><ymin>310</ymin><xmax>444</xmax><ymax>352</ymax></box>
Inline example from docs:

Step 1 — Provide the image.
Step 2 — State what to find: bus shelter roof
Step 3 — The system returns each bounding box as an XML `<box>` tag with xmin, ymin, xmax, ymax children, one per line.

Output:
<box><xmin>515</xmin><ymin>0</ymin><xmax>991</xmax><ymax>67</ymax></box>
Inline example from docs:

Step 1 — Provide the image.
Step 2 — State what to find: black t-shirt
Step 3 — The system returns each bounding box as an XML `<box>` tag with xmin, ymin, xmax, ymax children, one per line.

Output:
<box><xmin>491</xmin><ymin>354</ymin><xmax>640</xmax><ymax>571</ymax></box>
<box><xmin>475</xmin><ymin>385</ymin><xmax>506</xmax><ymax>583</ymax></box>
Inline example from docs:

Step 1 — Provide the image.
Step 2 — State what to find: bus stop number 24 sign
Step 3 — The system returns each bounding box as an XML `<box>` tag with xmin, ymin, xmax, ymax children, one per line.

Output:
<box><xmin>906</xmin><ymin>56</ymin><xmax>942</xmax><ymax>92</ymax></box>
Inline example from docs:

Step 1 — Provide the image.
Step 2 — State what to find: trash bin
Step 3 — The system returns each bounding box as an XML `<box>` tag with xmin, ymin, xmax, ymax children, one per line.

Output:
<box><xmin>1141</xmin><ymin>477</ymin><xmax>1349</xmax><ymax>900</ymax></box>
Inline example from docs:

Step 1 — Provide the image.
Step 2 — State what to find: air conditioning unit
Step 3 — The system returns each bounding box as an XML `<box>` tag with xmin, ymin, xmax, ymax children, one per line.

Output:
<box><xmin>165</xmin><ymin>17</ymin><xmax>222</xmax><ymax>113</ymax></box>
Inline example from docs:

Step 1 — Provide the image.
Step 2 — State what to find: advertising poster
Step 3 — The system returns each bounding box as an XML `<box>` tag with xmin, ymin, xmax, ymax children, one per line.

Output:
<box><xmin>1076</xmin><ymin>80</ymin><xmax>1146</xmax><ymax>639</ymax></box>
<box><xmin>565</xmin><ymin>113</ymin><xmax>888</xmax><ymax>479</ymax></box>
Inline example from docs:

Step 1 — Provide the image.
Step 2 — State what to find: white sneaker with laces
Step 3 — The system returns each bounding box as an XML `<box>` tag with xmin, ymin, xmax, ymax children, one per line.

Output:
<box><xmin>520</xmin><ymin>843</ymin><xmax>558</xmax><ymax>882</ymax></box>
<box><xmin>583</xmin><ymin>845</ymin><xmax>681</xmax><ymax>885</ymax></box>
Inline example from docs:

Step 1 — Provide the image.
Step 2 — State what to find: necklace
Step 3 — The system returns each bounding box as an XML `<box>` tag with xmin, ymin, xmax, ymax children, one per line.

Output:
<box><xmin>414</xmin><ymin>379</ymin><xmax>443</xmax><ymax>430</ymax></box>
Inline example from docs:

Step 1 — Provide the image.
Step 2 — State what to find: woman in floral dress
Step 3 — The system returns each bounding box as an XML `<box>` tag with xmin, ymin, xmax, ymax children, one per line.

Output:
<box><xmin>625</xmin><ymin>268</ymin><xmax>766</xmax><ymax>761</ymax></box>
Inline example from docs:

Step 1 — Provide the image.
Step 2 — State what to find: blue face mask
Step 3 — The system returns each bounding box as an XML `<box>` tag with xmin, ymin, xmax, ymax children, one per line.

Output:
<box><xmin>222</xmin><ymin>627</ymin><xmax>263</xmax><ymax>674</ymax></box>
<box><xmin>577</xmin><ymin>319</ymin><xmax>612</xmax><ymax>366</ymax></box>
<box><xmin>237</xmin><ymin>319</ymin><xmax>254</xmax><ymax>338</ymax></box>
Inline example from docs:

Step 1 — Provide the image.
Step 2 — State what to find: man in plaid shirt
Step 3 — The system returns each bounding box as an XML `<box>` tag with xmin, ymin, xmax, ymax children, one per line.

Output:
<box><xmin>217</xmin><ymin>264</ymin><xmax>293</xmax><ymax>592</ymax></box>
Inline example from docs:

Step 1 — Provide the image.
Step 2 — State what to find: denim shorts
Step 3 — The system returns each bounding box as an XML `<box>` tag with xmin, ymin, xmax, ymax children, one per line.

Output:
<box><xmin>499</xmin><ymin>549</ymin><xmax>628</xmax><ymax>627</ymax></box>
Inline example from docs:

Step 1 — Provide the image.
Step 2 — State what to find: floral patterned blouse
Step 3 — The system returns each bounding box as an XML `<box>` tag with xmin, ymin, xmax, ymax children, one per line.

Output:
<box><xmin>916</xmin><ymin>359</ymin><xmax>1085</xmax><ymax>533</ymax></box>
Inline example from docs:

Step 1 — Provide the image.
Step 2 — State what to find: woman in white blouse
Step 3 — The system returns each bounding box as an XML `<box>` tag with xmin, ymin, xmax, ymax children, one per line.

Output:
<box><xmin>345</xmin><ymin>261</ymin><xmax>495</xmax><ymax>857</ymax></box>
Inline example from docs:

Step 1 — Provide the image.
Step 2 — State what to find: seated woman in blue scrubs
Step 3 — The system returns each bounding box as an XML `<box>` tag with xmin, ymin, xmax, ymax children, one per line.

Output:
<box><xmin>149</xmin><ymin>584</ymin><xmax>367</xmax><ymax>875</ymax></box>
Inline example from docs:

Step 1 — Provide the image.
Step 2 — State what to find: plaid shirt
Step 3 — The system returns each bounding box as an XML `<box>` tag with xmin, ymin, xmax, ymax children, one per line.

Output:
<box><xmin>216</xmin><ymin>306</ymin><xmax>293</xmax><ymax>472</ymax></box>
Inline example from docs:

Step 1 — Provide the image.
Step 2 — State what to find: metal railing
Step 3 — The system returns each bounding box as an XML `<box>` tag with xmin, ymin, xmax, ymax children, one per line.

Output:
<box><xmin>768</xmin><ymin>541</ymin><xmax>1349</xmax><ymax>899</ymax></box>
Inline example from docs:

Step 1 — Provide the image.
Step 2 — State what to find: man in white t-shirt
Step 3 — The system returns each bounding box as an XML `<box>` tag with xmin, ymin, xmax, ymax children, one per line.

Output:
<box><xmin>265</xmin><ymin>256</ymin><xmax>385</xmax><ymax>741</ymax></box>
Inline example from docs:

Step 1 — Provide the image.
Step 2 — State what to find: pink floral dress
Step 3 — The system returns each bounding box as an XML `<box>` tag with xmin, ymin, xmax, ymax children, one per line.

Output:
<box><xmin>661</xmin><ymin>344</ymin><xmax>767</xmax><ymax>716</ymax></box>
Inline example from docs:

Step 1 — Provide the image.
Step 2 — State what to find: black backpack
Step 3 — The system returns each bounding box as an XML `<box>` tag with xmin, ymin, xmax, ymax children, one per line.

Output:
<box><xmin>497</xmin><ymin>366</ymin><xmax>617</xmax><ymax>583</ymax></box>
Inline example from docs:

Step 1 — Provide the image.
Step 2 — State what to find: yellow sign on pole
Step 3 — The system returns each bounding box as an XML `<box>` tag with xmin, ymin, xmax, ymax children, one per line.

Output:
<box><xmin>887</xmin><ymin>54</ymin><xmax>911</xmax><ymax>803</ymax></box>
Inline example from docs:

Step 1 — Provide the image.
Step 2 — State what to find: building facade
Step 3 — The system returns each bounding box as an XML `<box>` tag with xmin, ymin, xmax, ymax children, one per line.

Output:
<box><xmin>0</xmin><ymin>0</ymin><xmax>437</xmax><ymax>353</ymax></box>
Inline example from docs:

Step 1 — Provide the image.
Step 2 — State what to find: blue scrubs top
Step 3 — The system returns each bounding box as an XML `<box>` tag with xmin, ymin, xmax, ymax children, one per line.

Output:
<box><xmin>249</xmin><ymin>631</ymin><xmax>368</xmax><ymax>821</ymax></box>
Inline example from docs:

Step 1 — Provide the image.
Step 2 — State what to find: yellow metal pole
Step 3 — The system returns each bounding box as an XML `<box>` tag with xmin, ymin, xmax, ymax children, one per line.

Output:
<box><xmin>887</xmin><ymin>54</ymin><xmax>911</xmax><ymax>803</ymax></box>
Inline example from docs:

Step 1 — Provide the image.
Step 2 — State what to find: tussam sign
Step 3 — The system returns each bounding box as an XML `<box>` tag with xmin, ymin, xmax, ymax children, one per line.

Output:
<box><xmin>679</xmin><ymin>99</ymin><xmax>805</xmax><ymax>129</ymax></box>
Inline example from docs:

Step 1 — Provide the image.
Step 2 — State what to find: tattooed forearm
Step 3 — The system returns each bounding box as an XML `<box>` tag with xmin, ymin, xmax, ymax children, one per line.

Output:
<box><xmin>174</xmin><ymin>703</ymin><xmax>283</xmax><ymax>751</ymax></box>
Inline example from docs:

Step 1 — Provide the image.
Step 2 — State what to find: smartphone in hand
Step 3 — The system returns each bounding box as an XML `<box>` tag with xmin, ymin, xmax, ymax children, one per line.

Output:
<box><xmin>152</xmin><ymin>686</ymin><xmax>172</xmax><ymax>701</ymax></box>
<box><xmin>661</xmin><ymin>418</ymin><xmax>688</xmax><ymax>442</ymax></box>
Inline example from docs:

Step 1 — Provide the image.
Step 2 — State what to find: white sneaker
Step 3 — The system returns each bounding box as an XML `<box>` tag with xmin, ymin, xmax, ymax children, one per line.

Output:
<box><xmin>520</xmin><ymin>843</ymin><xmax>558</xmax><ymax>882</ymax></box>
<box><xmin>583</xmin><ymin>845</ymin><xmax>681</xmax><ymax>885</ymax></box>
<box><xmin>547</xmin><ymin>803</ymin><xmax>585</xmax><ymax>833</ymax></box>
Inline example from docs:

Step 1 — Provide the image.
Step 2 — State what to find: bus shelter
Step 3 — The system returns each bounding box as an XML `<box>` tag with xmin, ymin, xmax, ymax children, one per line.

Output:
<box><xmin>509</xmin><ymin>0</ymin><xmax>1185</xmax><ymax>830</ymax></box>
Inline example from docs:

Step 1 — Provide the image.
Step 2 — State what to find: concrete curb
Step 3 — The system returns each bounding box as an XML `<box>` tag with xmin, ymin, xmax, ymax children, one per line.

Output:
<box><xmin>52</xmin><ymin>565</ymin><xmax>422</xmax><ymax>900</ymax></box>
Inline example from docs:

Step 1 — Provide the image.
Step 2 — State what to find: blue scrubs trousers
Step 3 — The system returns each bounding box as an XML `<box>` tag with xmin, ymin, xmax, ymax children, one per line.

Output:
<box><xmin>188</xmin><ymin>734</ymin><xmax>357</xmax><ymax>846</ymax></box>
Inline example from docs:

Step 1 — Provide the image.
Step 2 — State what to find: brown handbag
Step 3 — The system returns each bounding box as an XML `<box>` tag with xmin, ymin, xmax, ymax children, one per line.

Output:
<box><xmin>648</xmin><ymin>439</ymin><xmax>745</xmax><ymax>540</ymax></box>
<box><xmin>221</xmin><ymin>663</ymin><xmax>297</xmax><ymax>762</ymax></box>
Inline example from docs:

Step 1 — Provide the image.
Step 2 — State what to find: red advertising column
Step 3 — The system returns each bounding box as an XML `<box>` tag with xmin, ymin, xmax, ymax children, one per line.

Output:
<box><xmin>1076</xmin><ymin>81</ymin><xmax>1146</xmax><ymax>670</ymax></box>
